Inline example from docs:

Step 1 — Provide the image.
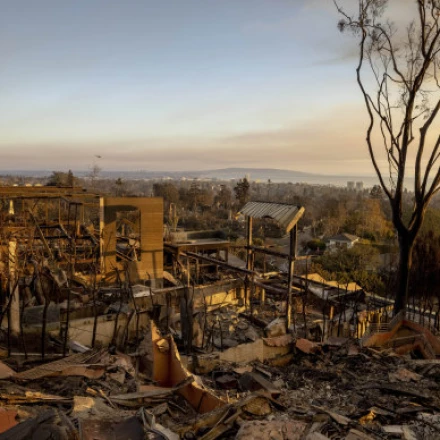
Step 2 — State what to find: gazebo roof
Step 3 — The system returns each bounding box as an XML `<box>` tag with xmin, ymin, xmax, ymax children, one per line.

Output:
<box><xmin>239</xmin><ymin>202</ymin><xmax>305</xmax><ymax>233</ymax></box>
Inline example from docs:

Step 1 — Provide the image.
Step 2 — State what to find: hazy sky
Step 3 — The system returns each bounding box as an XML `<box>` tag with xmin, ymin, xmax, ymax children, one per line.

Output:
<box><xmin>0</xmin><ymin>0</ymin><xmax>411</xmax><ymax>175</ymax></box>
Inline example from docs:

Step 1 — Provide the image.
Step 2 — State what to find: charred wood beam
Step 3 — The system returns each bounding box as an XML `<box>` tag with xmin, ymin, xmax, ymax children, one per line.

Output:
<box><xmin>39</xmin><ymin>225</ymin><xmax>64</xmax><ymax>229</ymax></box>
<box><xmin>57</xmin><ymin>224</ymin><xmax>72</xmax><ymax>240</ymax></box>
<box><xmin>253</xmin><ymin>280</ymin><xmax>302</xmax><ymax>297</ymax></box>
<box><xmin>286</xmin><ymin>225</ymin><xmax>297</xmax><ymax>330</ymax></box>
<box><xmin>184</xmin><ymin>251</ymin><xmax>255</xmax><ymax>276</ymax></box>
<box><xmin>239</xmin><ymin>313</ymin><xmax>269</xmax><ymax>328</ymax></box>
<box><xmin>230</xmin><ymin>245</ymin><xmax>312</xmax><ymax>261</ymax></box>
<box><xmin>249</xmin><ymin>245</ymin><xmax>289</xmax><ymax>259</ymax></box>
<box><xmin>27</xmin><ymin>210</ymin><xmax>53</xmax><ymax>259</ymax></box>
<box><xmin>151</xmin><ymin>285</ymin><xmax>186</xmax><ymax>294</ymax></box>
<box><xmin>37</xmin><ymin>235</ymin><xmax>69</xmax><ymax>239</ymax></box>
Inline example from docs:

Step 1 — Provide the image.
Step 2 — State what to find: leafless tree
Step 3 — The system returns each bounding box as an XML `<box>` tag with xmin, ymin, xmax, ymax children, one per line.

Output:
<box><xmin>336</xmin><ymin>0</ymin><xmax>440</xmax><ymax>313</ymax></box>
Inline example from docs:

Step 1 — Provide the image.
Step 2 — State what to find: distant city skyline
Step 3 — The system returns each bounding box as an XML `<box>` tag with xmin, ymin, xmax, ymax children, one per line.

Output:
<box><xmin>0</xmin><ymin>0</ymin><xmax>416</xmax><ymax>175</ymax></box>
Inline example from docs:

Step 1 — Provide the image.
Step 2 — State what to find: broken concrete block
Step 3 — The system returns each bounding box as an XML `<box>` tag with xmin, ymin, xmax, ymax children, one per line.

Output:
<box><xmin>193</xmin><ymin>353</ymin><xmax>220</xmax><ymax>375</ymax></box>
<box><xmin>113</xmin><ymin>353</ymin><xmax>136</xmax><ymax>377</ymax></box>
<box><xmin>388</xmin><ymin>368</ymin><xmax>422</xmax><ymax>383</ymax></box>
<box><xmin>383</xmin><ymin>425</ymin><xmax>403</xmax><ymax>433</ymax></box>
<box><xmin>242</xmin><ymin>396</ymin><xmax>272</xmax><ymax>416</ymax></box>
<box><xmin>215</xmin><ymin>374</ymin><xmax>238</xmax><ymax>390</ymax></box>
<box><xmin>381</xmin><ymin>425</ymin><xmax>417</xmax><ymax>439</ymax></box>
<box><xmin>272</xmin><ymin>378</ymin><xmax>285</xmax><ymax>389</ymax></box>
<box><xmin>238</xmin><ymin>372</ymin><xmax>280</xmax><ymax>396</ymax></box>
<box><xmin>244</xmin><ymin>326</ymin><xmax>259</xmax><ymax>342</ymax></box>
<box><xmin>296</xmin><ymin>338</ymin><xmax>320</xmax><ymax>354</ymax></box>
<box><xmin>237</xmin><ymin>320</ymin><xmax>249</xmax><ymax>330</ymax></box>
<box><xmin>233</xmin><ymin>365</ymin><xmax>253</xmax><ymax>375</ymax></box>
<box><xmin>236</xmin><ymin>420</ymin><xmax>307</xmax><ymax>440</ymax></box>
<box><xmin>265</xmin><ymin>317</ymin><xmax>287</xmax><ymax>338</ymax></box>
<box><xmin>72</xmin><ymin>396</ymin><xmax>95</xmax><ymax>415</ymax></box>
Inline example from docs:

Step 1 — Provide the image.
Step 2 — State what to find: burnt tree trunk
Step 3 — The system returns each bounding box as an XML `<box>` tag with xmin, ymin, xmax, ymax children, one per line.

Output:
<box><xmin>393</xmin><ymin>232</ymin><xmax>415</xmax><ymax>315</ymax></box>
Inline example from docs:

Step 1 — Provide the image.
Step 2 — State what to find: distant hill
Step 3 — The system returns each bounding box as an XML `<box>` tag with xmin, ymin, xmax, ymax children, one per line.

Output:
<box><xmin>92</xmin><ymin>167</ymin><xmax>325</xmax><ymax>182</ymax></box>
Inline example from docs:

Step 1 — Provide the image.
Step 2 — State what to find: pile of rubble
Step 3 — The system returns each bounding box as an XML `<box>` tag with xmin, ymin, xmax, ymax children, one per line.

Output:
<box><xmin>0</xmin><ymin>330</ymin><xmax>439</xmax><ymax>439</ymax></box>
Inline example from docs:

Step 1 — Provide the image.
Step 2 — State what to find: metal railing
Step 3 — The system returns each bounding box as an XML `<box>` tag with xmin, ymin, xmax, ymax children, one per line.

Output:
<box><xmin>360</xmin><ymin>310</ymin><xmax>406</xmax><ymax>346</ymax></box>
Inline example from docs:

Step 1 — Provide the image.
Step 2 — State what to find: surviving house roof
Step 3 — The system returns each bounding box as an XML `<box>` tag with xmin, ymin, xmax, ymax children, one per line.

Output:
<box><xmin>328</xmin><ymin>233</ymin><xmax>359</xmax><ymax>243</ymax></box>
<box><xmin>301</xmin><ymin>273</ymin><xmax>363</xmax><ymax>292</ymax></box>
<box><xmin>239</xmin><ymin>202</ymin><xmax>305</xmax><ymax>233</ymax></box>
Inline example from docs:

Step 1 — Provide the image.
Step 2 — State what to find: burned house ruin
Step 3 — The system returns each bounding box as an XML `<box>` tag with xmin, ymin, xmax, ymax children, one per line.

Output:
<box><xmin>0</xmin><ymin>188</ymin><xmax>439</xmax><ymax>438</ymax></box>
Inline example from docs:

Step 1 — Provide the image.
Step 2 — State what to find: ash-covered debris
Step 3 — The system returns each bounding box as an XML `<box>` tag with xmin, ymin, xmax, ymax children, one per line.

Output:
<box><xmin>0</xmin><ymin>331</ymin><xmax>439</xmax><ymax>439</ymax></box>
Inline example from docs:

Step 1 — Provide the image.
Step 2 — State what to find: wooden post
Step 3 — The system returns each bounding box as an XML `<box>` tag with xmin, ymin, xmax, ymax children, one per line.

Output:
<box><xmin>183</xmin><ymin>256</ymin><xmax>193</xmax><ymax>354</ymax></box>
<box><xmin>246</xmin><ymin>216</ymin><xmax>253</xmax><ymax>270</ymax></box>
<box><xmin>72</xmin><ymin>204</ymin><xmax>78</xmax><ymax>276</ymax></box>
<box><xmin>286</xmin><ymin>224</ymin><xmax>297</xmax><ymax>331</ymax></box>
<box><xmin>329</xmin><ymin>305</ymin><xmax>335</xmax><ymax>320</ymax></box>
<box><xmin>63</xmin><ymin>287</ymin><xmax>71</xmax><ymax>357</ymax></box>
<box><xmin>245</xmin><ymin>216</ymin><xmax>253</xmax><ymax>309</ymax></box>
<box><xmin>8</xmin><ymin>200</ymin><xmax>14</xmax><ymax>216</ymax></box>
<box><xmin>99</xmin><ymin>197</ymin><xmax>105</xmax><ymax>274</ymax></box>
<box><xmin>8</xmin><ymin>239</ymin><xmax>20</xmax><ymax>336</ymax></box>
<box><xmin>195</xmin><ymin>257</ymin><xmax>200</xmax><ymax>283</ymax></box>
